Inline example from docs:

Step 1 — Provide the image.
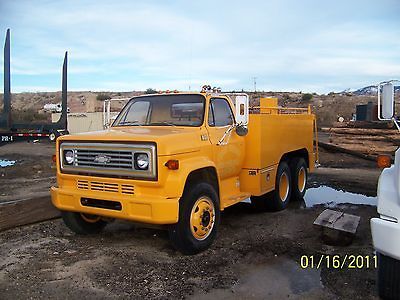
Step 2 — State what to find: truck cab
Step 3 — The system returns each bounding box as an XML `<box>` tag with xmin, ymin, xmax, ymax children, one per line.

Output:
<box><xmin>52</xmin><ymin>89</ymin><xmax>317</xmax><ymax>254</ymax></box>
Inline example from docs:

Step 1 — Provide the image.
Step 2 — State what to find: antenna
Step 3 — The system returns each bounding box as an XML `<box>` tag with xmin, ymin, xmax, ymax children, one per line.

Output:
<box><xmin>252</xmin><ymin>77</ymin><xmax>257</xmax><ymax>92</ymax></box>
<box><xmin>3</xmin><ymin>28</ymin><xmax>11</xmax><ymax>128</ymax></box>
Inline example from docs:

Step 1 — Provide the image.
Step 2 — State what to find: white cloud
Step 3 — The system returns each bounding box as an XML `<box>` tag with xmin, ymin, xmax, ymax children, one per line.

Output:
<box><xmin>1</xmin><ymin>0</ymin><xmax>399</xmax><ymax>93</ymax></box>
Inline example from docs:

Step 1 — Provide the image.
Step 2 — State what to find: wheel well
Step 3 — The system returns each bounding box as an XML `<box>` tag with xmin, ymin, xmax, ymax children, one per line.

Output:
<box><xmin>280</xmin><ymin>148</ymin><xmax>309</xmax><ymax>168</ymax></box>
<box><xmin>183</xmin><ymin>167</ymin><xmax>219</xmax><ymax>200</ymax></box>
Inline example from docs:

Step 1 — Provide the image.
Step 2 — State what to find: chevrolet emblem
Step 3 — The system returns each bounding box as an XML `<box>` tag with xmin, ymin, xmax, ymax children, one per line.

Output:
<box><xmin>94</xmin><ymin>155</ymin><xmax>111</xmax><ymax>164</ymax></box>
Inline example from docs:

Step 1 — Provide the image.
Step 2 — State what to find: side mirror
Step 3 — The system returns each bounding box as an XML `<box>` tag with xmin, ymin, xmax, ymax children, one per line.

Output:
<box><xmin>234</xmin><ymin>94</ymin><xmax>249</xmax><ymax>125</ymax></box>
<box><xmin>380</xmin><ymin>83</ymin><xmax>394</xmax><ymax>120</ymax></box>
<box><xmin>235</xmin><ymin>124</ymin><xmax>248</xmax><ymax>136</ymax></box>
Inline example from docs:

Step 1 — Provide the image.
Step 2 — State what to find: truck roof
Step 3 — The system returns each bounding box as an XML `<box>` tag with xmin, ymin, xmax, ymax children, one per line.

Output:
<box><xmin>134</xmin><ymin>91</ymin><xmax>231</xmax><ymax>99</ymax></box>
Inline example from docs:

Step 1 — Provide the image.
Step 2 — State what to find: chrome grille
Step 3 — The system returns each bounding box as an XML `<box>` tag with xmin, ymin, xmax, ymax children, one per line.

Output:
<box><xmin>75</xmin><ymin>149</ymin><xmax>134</xmax><ymax>169</ymax></box>
<box><xmin>77</xmin><ymin>180</ymin><xmax>134</xmax><ymax>195</ymax></box>
<box><xmin>60</xmin><ymin>142</ymin><xmax>156</xmax><ymax>179</ymax></box>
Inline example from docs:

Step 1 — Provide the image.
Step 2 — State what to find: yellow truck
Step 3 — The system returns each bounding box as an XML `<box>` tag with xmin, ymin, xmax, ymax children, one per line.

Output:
<box><xmin>51</xmin><ymin>89</ymin><xmax>318</xmax><ymax>254</ymax></box>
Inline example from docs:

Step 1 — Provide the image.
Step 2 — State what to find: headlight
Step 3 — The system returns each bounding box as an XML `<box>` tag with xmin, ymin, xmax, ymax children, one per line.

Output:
<box><xmin>64</xmin><ymin>150</ymin><xmax>74</xmax><ymax>165</ymax></box>
<box><xmin>135</xmin><ymin>153</ymin><xmax>149</xmax><ymax>170</ymax></box>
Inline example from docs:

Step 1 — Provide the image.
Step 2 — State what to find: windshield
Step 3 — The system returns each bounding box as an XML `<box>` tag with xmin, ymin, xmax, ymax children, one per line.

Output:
<box><xmin>113</xmin><ymin>94</ymin><xmax>205</xmax><ymax>127</ymax></box>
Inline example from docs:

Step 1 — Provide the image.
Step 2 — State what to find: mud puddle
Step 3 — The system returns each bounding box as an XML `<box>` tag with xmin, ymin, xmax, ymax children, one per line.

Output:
<box><xmin>0</xmin><ymin>159</ymin><xmax>16</xmax><ymax>167</ymax></box>
<box><xmin>191</xmin><ymin>256</ymin><xmax>327</xmax><ymax>299</ymax></box>
<box><xmin>242</xmin><ymin>184</ymin><xmax>377</xmax><ymax>208</ymax></box>
<box><xmin>304</xmin><ymin>185</ymin><xmax>377</xmax><ymax>207</ymax></box>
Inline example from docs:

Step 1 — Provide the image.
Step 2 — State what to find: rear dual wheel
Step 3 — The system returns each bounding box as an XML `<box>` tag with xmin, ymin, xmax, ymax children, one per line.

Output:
<box><xmin>49</xmin><ymin>130</ymin><xmax>69</xmax><ymax>142</ymax></box>
<box><xmin>251</xmin><ymin>158</ymin><xmax>308</xmax><ymax>211</ymax></box>
<box><xmin>290</xmin><ymin>157</ymin><xmax>308</xmax><ymax>201</ymax></box>
<box><xmin>49</xmin><ymin>130</ymin><xmax>60</xmax><ymax>142</ymax></box>
<box><xmin>251</xmin><ymin>161</ymin><xmax>292</xmax><ymax>211</ymax></box>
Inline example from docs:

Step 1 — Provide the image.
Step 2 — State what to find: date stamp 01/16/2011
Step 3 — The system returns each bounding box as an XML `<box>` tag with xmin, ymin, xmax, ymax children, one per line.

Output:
<box><xmin>300</xmin><ymin>255</ymin><xmax>378</xmax><ymax>269</ymax></box>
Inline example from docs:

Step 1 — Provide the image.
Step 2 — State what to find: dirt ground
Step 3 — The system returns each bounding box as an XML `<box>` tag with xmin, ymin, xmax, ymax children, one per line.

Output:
<box><xmin>320</xmin><ymin>127</ymin><xmax>399</xmax><ymax>158</ymax></box>
<box><xmin>0</xmin><ymin>141</ymin><xmax>382</xmax><ymax>299</ymax></box>
<box><xmin>314</xmin><ymin>148</ymin><xmax>379</xmax><ymax>197</ymax></box>
<box><xmin>0</xmin><ymin>141</ymin><xmax>55</xmax><ymax>201</ymax></box>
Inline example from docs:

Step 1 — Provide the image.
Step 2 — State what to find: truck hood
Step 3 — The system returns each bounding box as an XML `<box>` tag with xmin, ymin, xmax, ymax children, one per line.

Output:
<box><xmin>59</xmin><ymin>126</ymin><xmax>204</xmax><ymax>156</ymax></box>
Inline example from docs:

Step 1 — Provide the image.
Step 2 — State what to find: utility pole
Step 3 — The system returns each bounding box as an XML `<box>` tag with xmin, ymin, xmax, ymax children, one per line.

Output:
<box><xmin>252</xmin><ymin>77</ymin><xmax>257</xmax><ymax>92</ymax></box>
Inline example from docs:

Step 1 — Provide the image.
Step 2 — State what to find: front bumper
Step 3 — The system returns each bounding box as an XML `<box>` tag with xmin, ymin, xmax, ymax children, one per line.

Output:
<box><xmin>51</xmin><ymin>186</ymin><xmax>179</xmax><ymax>225</ymax></box>
<box><xmin>371</xmin><ymin>217</ymin><xmax>400</xmax><ymax>260</ymax></box>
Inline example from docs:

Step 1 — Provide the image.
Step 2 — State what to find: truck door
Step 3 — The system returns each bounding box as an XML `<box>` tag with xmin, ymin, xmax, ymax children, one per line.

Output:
<box><xmin>206</xmin><ymin>97</ymin><xmax>245</xmax><ymax>179</ymax></box>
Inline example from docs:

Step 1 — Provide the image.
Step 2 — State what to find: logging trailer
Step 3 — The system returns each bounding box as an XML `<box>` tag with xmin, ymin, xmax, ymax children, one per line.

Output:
<box><xmin>0</xmin><ymin>29</ymin><xmax>68</xmax><ymax>143</ymax></box>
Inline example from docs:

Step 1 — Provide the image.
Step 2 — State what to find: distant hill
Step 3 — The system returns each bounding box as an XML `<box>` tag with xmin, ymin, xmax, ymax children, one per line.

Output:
<box><xmin>0</xmin><ymin>89</ymin><xmax>398</xmax><ymax>128</ymax></box>
<box><xmin>353</xmin><ymin>85</ymin><xmax>400</xmax><ymax>96</ymax></box>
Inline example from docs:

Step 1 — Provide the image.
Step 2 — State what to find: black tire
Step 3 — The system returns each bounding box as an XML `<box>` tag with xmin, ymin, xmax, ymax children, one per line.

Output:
<box><xmin>49</xmin><ymin>130</ymin><xmax>60</xmax><ymax>142</ymax></box>
<box><xmin>251</xmin><ymin>161</ymin><xmax>292</xmax><ymax>211</ymax></box>
<box><xmin>290</xmin><ymin>157</ymin><xmax>308</xmax><ymax>201</ymax></box>
<box><xmin>61</xmin><ymin>211</ymin><xmax>107</xmax><ymax>234</ymax></box>
<box><xmin>378</xmin><ymin>252</ymin><xmax>400</xmax><ymax>300</ymax></box>
<box><xmin>250</xmin><ymin>193</ymin><xmax>272</xmax><ymax>212</ymax></box>
<box><xmin>168</xmin><ymin>182</ymin><xmax>220</xmax><ymax>255</ymax></box>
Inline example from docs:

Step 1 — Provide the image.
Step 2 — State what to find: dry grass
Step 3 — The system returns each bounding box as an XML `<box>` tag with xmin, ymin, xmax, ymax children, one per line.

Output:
<box><xmin>0</xmin><ymin>91</ymin><xmax>399</xmax><ymax>126</ymax></box>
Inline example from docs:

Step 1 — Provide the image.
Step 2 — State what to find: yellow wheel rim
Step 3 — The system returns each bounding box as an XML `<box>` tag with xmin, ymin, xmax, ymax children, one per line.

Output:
<box><xmin>190</xmin><ymin>196</ymin><xmax>215</xmax><ymax>241</ymax></box>
<box><xmin>298</xmin><ymin>167</ymin><xmax>306</xmax><ymax>193</ymax></box>
<box><xmin>80</xmin><ymin>213</ymin><xmax>101</xmax><ymax>223</ymax></box>
<box><xmin>279</xmin><ymin>172</ymin><xmax>289</xmax><ymax>202</ymax></box>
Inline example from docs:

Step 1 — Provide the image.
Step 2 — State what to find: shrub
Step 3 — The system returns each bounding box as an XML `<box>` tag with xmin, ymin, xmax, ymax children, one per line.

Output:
<box><xmin>145</xmin><ymin>88</ymin><xmax>157</xmax><ymax>94</ymax></box>
<box><xmin>96</xmin><ymin>93</ymin><xmax>111</xmax><ymax>101</ymax></box>
<box><xmin>12</xmin><ymin>109</ymin><xmax>49</xmax><ymax>123</ymax></box>
<box><xmin>301</xmin><ymin>93</ymin><xmax>313</xmax><ymax>102</ymax></box>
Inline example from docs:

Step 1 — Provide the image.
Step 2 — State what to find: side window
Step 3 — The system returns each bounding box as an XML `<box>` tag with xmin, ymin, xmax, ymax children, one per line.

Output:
<box><xmin>208</xmin><ymin>98</ymin><xmax>234</xmax><ymax>127</ymax></box>
<box><xmin>122</xmin><ymin>101</ymin><xmax>150</xmax><ymax>124</ymax></box>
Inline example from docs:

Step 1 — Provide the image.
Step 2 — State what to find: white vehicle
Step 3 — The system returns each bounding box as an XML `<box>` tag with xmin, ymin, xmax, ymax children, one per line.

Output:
<box><xmin>43</xmin><ymin>103</ymin><xmax>63</xmax><ymax>113</ymax></box>
<box><xmin>44</xmin><ymin>103</ymin><xmax>70</xmax><ymax>113</ymax></box>
<box><xmin>371</xmin><ymin>80</ymin><xmax>400</xmax><ymax>300</ymax></box>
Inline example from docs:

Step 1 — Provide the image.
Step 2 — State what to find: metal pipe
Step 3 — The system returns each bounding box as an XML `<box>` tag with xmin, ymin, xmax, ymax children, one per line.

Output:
<box><xmin>3</xmin><ymin>28</ymin><xmax>11</xmax><ymax>128</ymax></box>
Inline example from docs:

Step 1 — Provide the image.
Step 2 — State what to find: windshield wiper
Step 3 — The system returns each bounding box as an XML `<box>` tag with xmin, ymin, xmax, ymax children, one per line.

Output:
<box><xmin>148</xmin><ymin>121</ymin><xmax>176</xmax><ymax>127</ymax></box>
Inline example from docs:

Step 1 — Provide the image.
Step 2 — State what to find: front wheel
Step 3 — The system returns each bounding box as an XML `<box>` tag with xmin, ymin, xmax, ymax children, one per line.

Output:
<box><xmin>168</xmin><ymin>182</ymin><xmax>220</xmax><ymax>255</ymax></box>
<box><xmin>61</xmin><ymin>211</ymin><xmax>108</xmax><ymax>234</ymax></box>
<box><xmin>378</xmin><ymin>252</ymin><xmax>400</xmax><ymax>300</ymax></box>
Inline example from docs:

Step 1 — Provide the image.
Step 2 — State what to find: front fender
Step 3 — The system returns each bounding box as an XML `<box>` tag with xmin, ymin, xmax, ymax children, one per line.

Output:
<box><xmin>162</xmin><ymin>156</ymin><xmax>218</xmax><ymax>199</ymax></box>
<box><xmin>377</xmin><ymin>165</ymin><xmax>399</xmax><ymax>220</ymax></box>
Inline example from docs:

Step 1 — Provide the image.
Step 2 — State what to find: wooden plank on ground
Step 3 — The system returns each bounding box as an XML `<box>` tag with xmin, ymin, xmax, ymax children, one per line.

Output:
<box><xmin>0</xmin><ymin>192</ymin><xmax>60</xmax><ymax>231</ymax></box>
<box><xmin>314</xmin><ymin>209</ymin><xmax>360</xmax><ymax>234</ymax></box>
<box><xmin>318</xmin><ymin>141</ymin><xmax>376</xmax><ymax>161</ymax></box>
<box><xmin>321</xmin><ymin>127</ymin><xmax>397</xmax><ymax>136</ymax></box>
<box><xmin>314</xmin><ymin>209</ymin><xmax>361</xmax><ymax>246</ymax></box>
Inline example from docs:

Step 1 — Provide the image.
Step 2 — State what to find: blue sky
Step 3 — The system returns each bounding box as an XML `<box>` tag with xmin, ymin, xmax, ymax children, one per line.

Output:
<box><xmin>0</xmin><ymin>0</ymin><xmax>399</xmax><ymax>93</ymax></box>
